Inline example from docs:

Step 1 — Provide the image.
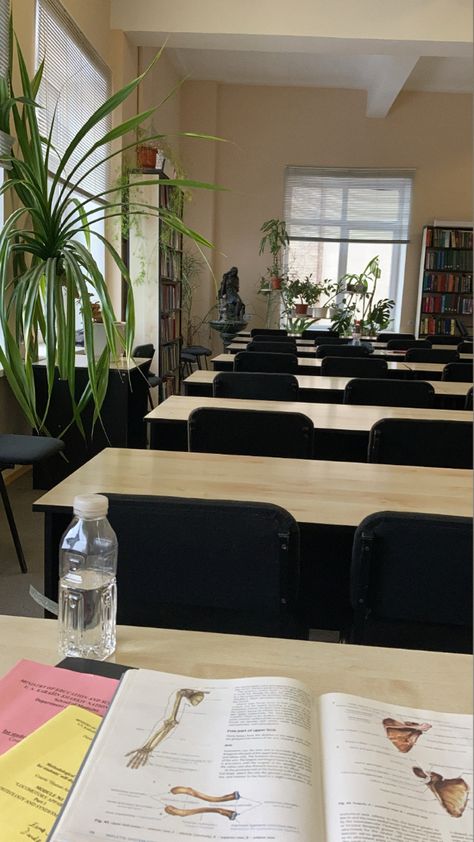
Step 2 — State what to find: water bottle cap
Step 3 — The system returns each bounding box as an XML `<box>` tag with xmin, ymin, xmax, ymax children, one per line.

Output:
<box><xmin>73</xmin><ymin>493</ymin><xmax>109</xmax><ymax>518</ymax></box>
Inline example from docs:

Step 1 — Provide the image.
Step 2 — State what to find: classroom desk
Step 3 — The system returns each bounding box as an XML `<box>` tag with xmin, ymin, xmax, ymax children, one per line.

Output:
<box><xmin>0</xmin><ymin>617</ymin><xmax>471</xmax><ymax>713</ymax></box>
<box><xmin>34</xmin><ymin>448</ymin><xmax>472</xmax><ymax>631</ymax></box>
<box><xmin>227</xmin><ymin>341</ymin><xmax>472</xmax><ymax>363</ymax></box>
<box><xmin>145</xmin><ymin>394</ymin><xmax>471</xmax><ymax>457</ymax></box>
<box><xmin>212</xmin><ymin>353</ymin><xmax>411</xmax><ymax>376</ymax></box>
<box><xmin>405</xmin><ymin>361</ymin><xmax>473</xmax><ymax>378</ymax></box>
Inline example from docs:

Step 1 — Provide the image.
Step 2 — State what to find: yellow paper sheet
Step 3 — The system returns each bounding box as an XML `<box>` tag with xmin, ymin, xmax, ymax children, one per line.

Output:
<box><xmin>0</xmin><ymin>704</ymin><xmax>100</xmax><ymax>842</ymax></box>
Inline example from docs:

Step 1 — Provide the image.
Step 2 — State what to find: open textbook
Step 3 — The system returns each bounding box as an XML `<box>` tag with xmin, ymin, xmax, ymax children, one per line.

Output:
<box><xmin>48</xmin><ymin>669</ymin><xmax>472</xmax><ymax>842</ymax></box>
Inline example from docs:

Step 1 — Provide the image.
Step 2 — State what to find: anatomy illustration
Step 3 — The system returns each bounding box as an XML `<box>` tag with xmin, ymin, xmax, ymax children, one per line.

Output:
<box><xmin>164</xmin><ymin>786</ymin><xmax>240</xmax><ymax>822</ymax></box>
<box><xmin>382</xmin><ymin>717</ymin><xmax>432</xmax><ymax>753</ymax></box>
<box><xmin>125</xmin><ymin>688</ymin><xmax>206</xmax><ymax>769</ymax></box>
<box><xmin>413</xmin><ymin>766</ymin><xmax>470</xmax><ymax>818</ymax></box>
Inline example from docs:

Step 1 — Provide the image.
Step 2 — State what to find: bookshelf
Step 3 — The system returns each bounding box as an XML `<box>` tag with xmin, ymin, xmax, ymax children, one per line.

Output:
<box><xmin>416</xmin><ymin>224</ymin><xmax>473</xmax><ymax>337</ymax></box>
<box><xmin>125</xmin><ymin>171</ymin><xmax>183</xmax><ymax>400</ymax></box>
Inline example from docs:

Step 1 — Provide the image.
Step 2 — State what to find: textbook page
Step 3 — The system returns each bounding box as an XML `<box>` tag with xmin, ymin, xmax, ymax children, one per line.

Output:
<box><xmin>49</xmin><ymin>669</ymin><xmax>324</xmax><ymax>842</ymax></box>
<box><xmin>0</xmin><ymin>704</ymin><xmax>100</xmax><ymax>842</ymax></box>
<box><xmin>319</xmin><ymin>693</ymin><xmax>473</xmax><ymax>842</ymax></box>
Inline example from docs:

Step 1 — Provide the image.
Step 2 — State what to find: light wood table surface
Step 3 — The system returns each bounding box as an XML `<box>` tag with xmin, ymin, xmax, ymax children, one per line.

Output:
<box><xmin>183</xmin><ymin>369</ymin><xmax>472</xmax><ymax>398</ymax></box>
<box><xmin>227</xmin><ymin>342</ymin><xmax>472</xmax><ymax>361</ymax></box>
<box><xmin>34</xmin><ymin>354</ymin><xmax>149</xmax><ymax>371</ymax></box>
<box><xmin>145</xmin><ymin>394</ymin><xmax>472</xmax><ymax>432</ymax></box>
<box><xmin>0</xmin><ymin>617</ymin><xmax>471</xmax><ymax>713</ymax></box>
<box><xmin>405</xmin><ymin>361</ymin><xmax>472</xmax><ymax>374</ymax></box>
<box><xmin>212</xmin><ymin>353</ymin><xmax>410</xmax><ymax>373</ymax></box>
<box><xmin>34</xmin><ymin>447</ymin><xmax>472</xmax><ymax>527</ymax></box>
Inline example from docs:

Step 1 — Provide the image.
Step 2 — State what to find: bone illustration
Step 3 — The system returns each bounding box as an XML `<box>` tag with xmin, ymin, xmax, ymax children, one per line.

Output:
<box><xmin>165</xmin><ymin>805</ymin><xmax>237</xmax><ymax>821</ymax></box>
<box><xmin>170</xmin><ymin>786</ymin><xmax>240</xmax><ymax>803</ymax></box>
<box><xmin>413</xmin><ymin>766</ymin><xmax>470</xmax><ymax>818</ymax></box>
<box><xmin>125</xmin><ymin>688</ymin><xmax>206</xmax><ymax>769</ymax></box>
<box><xmin>382</xmin><ymin>717</ymin><xmax>432</xmax><ymax>753</ymax></box>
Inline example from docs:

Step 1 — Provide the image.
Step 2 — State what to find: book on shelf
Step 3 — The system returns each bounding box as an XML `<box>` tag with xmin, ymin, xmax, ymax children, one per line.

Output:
<box><xmin>48</xmin><ymin>668</ymin><xmax>472</xmax><ymax>841</ymax></box>
<box><xmin>418</xmin><ymin>225</ymin><xmax>473</xmax><ymax>336</ymax></box>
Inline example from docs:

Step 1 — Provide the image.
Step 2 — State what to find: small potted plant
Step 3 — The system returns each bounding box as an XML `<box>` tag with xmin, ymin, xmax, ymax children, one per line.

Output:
<box><xmin>259</xmin><ymin>218</ymin><xmax>290</xmax><ymax>289</ymax></box>
<box><xmin>283</xmin><ymin>275</ymin><xmax>330</xmax><ymax>315</ymax></box>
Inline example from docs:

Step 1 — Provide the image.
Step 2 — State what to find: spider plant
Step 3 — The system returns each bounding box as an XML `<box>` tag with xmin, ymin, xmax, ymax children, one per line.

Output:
<box><xmin>0</xmin><ymin>36</ymin><xmax>221</xmax><ymax>436</ymax></box>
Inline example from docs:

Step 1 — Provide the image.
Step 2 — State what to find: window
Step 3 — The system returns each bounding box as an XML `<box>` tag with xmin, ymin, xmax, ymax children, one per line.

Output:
<box><xmin>283</xmin><ymin>168</ymin><xmax>414</xmax><ymax>327</ymax></box>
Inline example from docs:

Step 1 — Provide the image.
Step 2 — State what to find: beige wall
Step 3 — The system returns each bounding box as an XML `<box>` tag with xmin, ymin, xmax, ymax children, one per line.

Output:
<box><xmin>180</xmin><ymin>82</ymin><xmax>472</xmax><ymax>333</ymax></box>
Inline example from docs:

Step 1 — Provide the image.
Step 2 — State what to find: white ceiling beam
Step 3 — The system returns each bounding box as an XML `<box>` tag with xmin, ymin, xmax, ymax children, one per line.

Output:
<box><xmin>365</xmin><ymin>55</ymin><xmax>420</xmax><ymax>117</ymax></box>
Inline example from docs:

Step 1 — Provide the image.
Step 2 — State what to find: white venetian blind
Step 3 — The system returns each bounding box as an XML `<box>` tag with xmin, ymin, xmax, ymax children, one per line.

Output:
<box><xmin>284</xmin><ymin>167</ymin><xmax>414</xmax><ymax>244</ymax></box>
<box><xmin>0</xmin><ymin>0</ymin><xmax>9</xmax><ymax>81</ymax></box>
<box><xmin>36</xmin><ymin>0</ymin><xmax>111</xmax><ymax>196</ymax></box>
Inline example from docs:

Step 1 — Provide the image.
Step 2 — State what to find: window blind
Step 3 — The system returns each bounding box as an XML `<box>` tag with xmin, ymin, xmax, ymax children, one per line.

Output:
<box><xmin>284</xmin><ymin>167</ymin><xmax>414</xmax><ymax>244</ymax></box>
<box><xmin>36</xmin><ymin>0</ymin><xmax>111</xmax><ymax>196</ymax></box>
<box><xmin>0</xmin><ymin>0</ymin><xmax>9</xmax><ymax>81</ymax></box>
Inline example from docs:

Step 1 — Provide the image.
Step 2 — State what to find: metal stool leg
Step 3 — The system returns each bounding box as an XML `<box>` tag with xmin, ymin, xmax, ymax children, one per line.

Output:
<box><xmin>0</xmin><ymin>471</ymin><xmax>28</xmax><ymax>573</ymax></box>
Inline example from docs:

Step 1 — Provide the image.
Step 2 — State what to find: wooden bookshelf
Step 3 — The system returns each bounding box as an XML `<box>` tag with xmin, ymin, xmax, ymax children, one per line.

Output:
<box><xmin>416</xmin><ymin>224</ymin><xmax>473</xmax><ymax>337</ymax></box>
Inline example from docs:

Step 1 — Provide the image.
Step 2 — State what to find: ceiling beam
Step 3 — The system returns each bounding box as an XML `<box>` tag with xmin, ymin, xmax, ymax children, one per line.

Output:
<box><xmin>365</xmin><ymin>55</ymin><xmax>420</xmax><ymax>117</ymax></box>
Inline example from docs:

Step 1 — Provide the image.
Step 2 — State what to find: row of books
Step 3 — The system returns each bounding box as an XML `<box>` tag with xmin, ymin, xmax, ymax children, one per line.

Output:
<box><xmin>161</xmin><ymin>248</ymin><xmax>181</xmax><ymax>280</ymax></box>
<box><xmin>1</xmin><ymin>658</ymin><xmax>472</xmax><ymax>841</ymax></box>
<box><xmin>160</xmin><ymin>314</ymin><xmax>179</xmax><ymax>342</ymax></box>
<box><xmin>421</xmin><ymin>294</ymin><xmax>474</xmax><ymax>315</ymax></box>
<box><xmin>161</xmin><ymin>372</ymin><xmax>178</xmax><ymax>400</ymax></box>
<box><xmin>419</xmin><ymin>316</ymin><xmax>464</xmax><ymax>335</ymax></box>
<box><xmin>160</xmin><ymin>341</ymin><xmax>180</xmax><ymax>374</ymax></box>
<box><xmin>425</xmin><ymin>250</ymin><xmax>472</xmax><ymax>271</ymax></box>
<box><xmin>425</xmin><ymin>227</ymin><xmax>473</xmax><ymax>249</ymax></box>
<box><xmin>160</xmin><ymin>282</ymin><xmax>180</xmax><ymax>312</ymax></box>
<box><xmin>422</xmin><ymin>271</ymin><xmax>472</xmax><ymax>294</ymax></box>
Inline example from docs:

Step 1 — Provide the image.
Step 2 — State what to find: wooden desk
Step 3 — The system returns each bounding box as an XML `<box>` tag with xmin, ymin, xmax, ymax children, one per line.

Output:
<box><xmin>145</xmin><ymin>395</ymin><xmax>471</xmax><ymax>456</ymax></box>
<box><xmin>34</xmin><ymin>448</ymin><xmax>472</xmax><ymax>631</ymax></box>
<box><xmin>0</xmin><ymin>617</ymin><xmax>471</xmax><ymax>713</ymax></box>
<box><xmin>405</xmin><ymin>361</ymin><xmax>472</xmax><ymax>375</ymax></box>
<box><xmin>212</xmin><ymin>353</ymin><xmax>410</xmax><ymax>374</ymax></box>
<box><xmin>184</xmin><ymin>369</ymin><xmax>472</xmax><ymax>401</ymax></box>
<box><xmin>228</xmin><ymin>343</ymin><xmax>472</xmax><ymax>363</ymax></box>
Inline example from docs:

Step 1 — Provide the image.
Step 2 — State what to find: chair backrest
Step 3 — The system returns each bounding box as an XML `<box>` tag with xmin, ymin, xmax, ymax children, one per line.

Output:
<box><xmin>368</xmin><ymin>418</ymin><xmax>473</xmax><ymax>468</ymax></box>
<box><xmin>107</xmin><ymin>494</ymin><xmax>304</xmax><ymax>638</ymax></box>
<box><xmin>313</xmin><ymin>336</ymin><xmax>350</xmax><ymax>346</ymax></box>
<box><xmin>251</xmin><ymin>334</ymin><xmax>295</xmax><ymax>344</ymax></box>
<box><xmin>248</xmin><ymin>340</ymin><xmax>297</xmax><ymax>354</ymax></box>
<box><xmin>344</xmin><ymin>378</ymin><xmax>435</xmax><ymax>407</ymax></box>
<box><xmin>405</xmin><ymin>348</ymin><xmax>460</xmax><ymax>363</ymax></box>
<box><xmin>376</xmin><ymin>332</ymin><xmax>415</xmax><ymax>342</ymax></box>
<box><xmin>188</xmin><ymin>406</ymin><xmax>314</xmax><ymax>459</ymax></box>
<box><xmin>465</xmin><ymin>386</ymin><xmax>473</xmax><ymax>411</ymax></box>
<box><xmin>234</xmin><ymin>351</ymin><xmax>299</xmax><ymax>374</ymax></box>
<box><xmin>302</xmin><ymin>329</ymin><xmax>339</xmax><ymax>339</ymax></box>
<box><xmin>213</xmin><ymin>372</ymin><xmax>299</xmax><ymax>401</ymax></box>
<box><xmin>386</xmin><ymin>339</ymin><xmax>430</xmax><ymax>350</ymax></box>
<box><xmin>316</xmin><ymin>344</ymin><xmax>370</xmax><ymax>358</ymax></box>
<box><xmin>426</xmin><ymin>334</ymin><xmax>463</xmax><ymax>345</ymax></box>
<box><xmin>347</xmin><ymin>511</ymin><xmax>472</xmax><ymax>652</ymax></box>
<box><xmin>441</xmin><ymin>362</ymin><xmax>473</xmax><ymax>382</ymax></box>
<box><xmin>133</xmin><ymin>343</ymin><xmax>155</xmax><ymax>359</ymax></box>
<box><xmin>321</xmin><ymin>356</ymin><xmax>388</xmax><ymax>378</ymax></box>
<box><xmin>458</xmin><ymin>341</ymin><xmax>473</xmax><ymax>354</ymax></box>
<box><xmin>250</xmin><ymin>328</ymin><xmax>288</xmax><ymax>337</ymax></box>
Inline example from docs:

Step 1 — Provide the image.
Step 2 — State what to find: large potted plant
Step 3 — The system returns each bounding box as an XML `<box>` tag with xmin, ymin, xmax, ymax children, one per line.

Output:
<box><xmin>0</xmin><ymin>38</ymin><xmax>217</xmax><ymax>451</ymax></box>
<box><xmin>329</xmin><ymin>256</ymin><xmax>395</xmax><ymax>336</ymax></box>
<box><xmin>258</xmin><ymin>218</ymin><xmax>289</xmax><ymax>289</ymax></box>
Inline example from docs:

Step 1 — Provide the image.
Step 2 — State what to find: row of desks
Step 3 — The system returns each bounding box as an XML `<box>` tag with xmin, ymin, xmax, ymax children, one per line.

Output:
<box><xmin>226</xmin><ymin>340</ymin><xmax>472</xmax><ymax>362</ymax></box>
<box><xmin>212</xmin><ymin>353</ymin><xmax>472</xmax><ymax>376</ymax></box>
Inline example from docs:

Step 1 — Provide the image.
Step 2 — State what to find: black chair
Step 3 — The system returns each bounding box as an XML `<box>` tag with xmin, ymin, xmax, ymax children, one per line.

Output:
<box><xmin>321</xmin><ymin>356</ymin><xmax>388</xmax><ymax>378</ymax></box>
<box><xmin>345</xmin><ymin>511</ymin><xmax>472</xmax><ymax>653</ymax></box>
<box><xmin>0</xmin><ymin>435</ymin><xmax>65</xmax><ymax>572</ymax></box>
<box><xmin>465</xmin><ymin>386</ymin><xmax>473</xmax><ymax>411</ymax></box>
<box><xmin>313</xmin><ymin>336</ymin><xmax>350</xmax><ymax>346</ymax></box>
<box><xmin>213</xmin><ymin>372</ymin><xmax>299</xmax><ymax>401</ymax></box>
<box><xmin>247</xmin><ymin>340</ymin><xmax>297</xmax><ymax>355</ymax></box>
<box><xmin>302</xmin><ymin>329</ymin><xmax>340</xmax><ymax>340</ymax></box>
<box><xmin>405</xmin><ymin>348</ymin><xmax>460</xmax><ymax>364</ymax></box>
<box><xmin>250</xmin><ymin>328</ymin><xmax>288</xmax><ymax>337</ymax></box>
<box><xmin>344</xmin><ymin>378</ymin><xmax>435</xmax><ymax>407</ymax></box>
<box><xmin>107</xmin><ymin>494</ymin><xmax>306</xmax><ymax>638</ymax></box>
<box><xmin>182</xmin><ymin>345</ymin><xmax>212</xmax><ymax>369</ymax></box>
<box><xmin>376</xmin><ymin>332</ymin><xmax>415</xmax><ymax>342</ymax></box>
<box><xmin>458</xmin><ymin>341</ymin><xmax>473</xmax><ymax>354</ymax></box>
<box><xmin>386</xmin><ymin>339</ymin><xmax>431</xmax><ymax>350</ymax></box>
<box><xmin>426</xmin><ymin>334</ymin><xmax>463</xmax><ymax>345</ymax></box>
<box><xmin>441</xmin><ymin>362</ymin><xmax>473</xmax><ymax>382</ymax></box>
<box><xmin>234</xmin><ymin>351</ymin><xmax>298</xmax><ymax>374</ymax></box>
<box><xmin>316</xmin><ymin>344</ymin><xmax>370</xmax><ymax>358</ymax></box>
<box><xmin>133</xmin><ymin>343</ymin><xmax>162</xmax><ymax>409</ymax></box>
<box><xmin>368</xmin><ymin>418</ymin><xmax>473</xmax><ymax>468</ymax></box>
<box><xmin>188</xmin><ymin>407</ymin><xmax>314</xmax><ymax>459</ymax></box>
<box><xmin>251</xmin><ymin>334</ymin><xmax>296</xmax><ymax>345</ymax></box>
<box><xmin>180</xmin><ymin>350</ymin><xmax>196</xmax><ymax>378</ymax></box>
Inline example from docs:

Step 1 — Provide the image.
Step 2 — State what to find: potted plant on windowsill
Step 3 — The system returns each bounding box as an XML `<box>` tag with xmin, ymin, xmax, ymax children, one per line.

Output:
<box><xmin>329</xmin><ymin>256</ymin><xmax>395</xmax><ymax>336</ymax></box>
<box><xmin>259</xmin><ymin>218</ymin><xmax>289</xmax><ymax>289</ymax></box>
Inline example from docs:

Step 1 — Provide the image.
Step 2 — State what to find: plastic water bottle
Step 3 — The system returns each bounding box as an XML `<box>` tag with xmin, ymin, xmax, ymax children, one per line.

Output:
<box><xmin>351</xmin><ymin>320</ymin><xmax>362</xmax><ymax>346</ymax></box>
<box><xmin>58</xmin><ymin>494</ymin><xmax>118</xmax><ymax>660</ymax></box>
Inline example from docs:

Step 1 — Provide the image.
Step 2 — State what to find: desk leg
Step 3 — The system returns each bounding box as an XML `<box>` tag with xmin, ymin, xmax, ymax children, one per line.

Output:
<box><xmin>43</xmin><ymin>511</ymin><xmax>71</xmax><ymax>617</ymax></box>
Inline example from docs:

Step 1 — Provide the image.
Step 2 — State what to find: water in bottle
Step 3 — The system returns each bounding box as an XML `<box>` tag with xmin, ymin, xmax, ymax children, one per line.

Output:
<box><xmin>58</xmin><ymin>493</ymin><xmax>118</xmax><ymax>660</ymax></box>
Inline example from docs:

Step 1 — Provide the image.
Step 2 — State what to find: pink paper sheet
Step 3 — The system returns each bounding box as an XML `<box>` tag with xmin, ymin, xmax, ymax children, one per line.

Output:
<box><xmin>0</xmin><ymin>659</ymin><xmax>118</xmax><ymax>754</ymax></box>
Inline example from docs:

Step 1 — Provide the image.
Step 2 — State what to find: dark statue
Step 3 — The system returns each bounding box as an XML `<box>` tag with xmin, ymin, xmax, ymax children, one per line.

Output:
<box><xmin>218</xmin><ymin>266</ymin><xmax>245</xmax><ymax>321</ymax></box>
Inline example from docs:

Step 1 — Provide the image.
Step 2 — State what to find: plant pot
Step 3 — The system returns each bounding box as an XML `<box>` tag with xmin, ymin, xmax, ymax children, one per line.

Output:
<box><xmin>137</xmin><ymin>145</ymin><xmax>157</xmax><ymax>169</ymax></box>
<box><xmin>87</xmin><ymin>322</ymin><xmax>126</xmax><ymax>357</ymax></box>
<box><xmin>294</xmin><ymin>303</ymin><xmax>308</xmax><ymax>315</ymax></box>
<box><xmin>270</xmin><ymin>276</ymin><xmax>282</xmax><ymax>290</ymax></box>
<box><xmin>310</xmin><ymin>306</ymin><xmax>328</xmax><ymax>319</ymax></box>
<box><xmin>0</xmin><ymin>130</ymin><xmax>14</xmax><ymax>169</ymax></box>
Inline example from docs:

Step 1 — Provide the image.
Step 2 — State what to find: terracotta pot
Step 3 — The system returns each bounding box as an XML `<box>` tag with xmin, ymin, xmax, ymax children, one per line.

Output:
<box><xmin>137</xmin><ymin>145</ymin><xmax>157</xmax><ymax>169</ymax></box>
<box><xmin>294</xmin><ymin>303</ymin><xmax>308</xmax><ymax>315</ymax></box>
<box><xmin>270</xmin><ymin>276</ymin><xmax>282</xmax><ymax>290</ymax></box>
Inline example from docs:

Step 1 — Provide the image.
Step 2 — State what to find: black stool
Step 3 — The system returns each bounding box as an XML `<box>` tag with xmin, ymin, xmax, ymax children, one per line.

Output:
<box><xmin>0</xmin><ymin>435</ymin><xmax>64</xmax><ymax>572</ymax></box>
<box><xmin>181</xmin><ymin>351</ymin><xmax>196</xmax><ymax>378</ymax></box>
<box><xmin>183</xmin><ymin>345</ymin><xmax>212</xmax><ymax>370</ymax></box>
